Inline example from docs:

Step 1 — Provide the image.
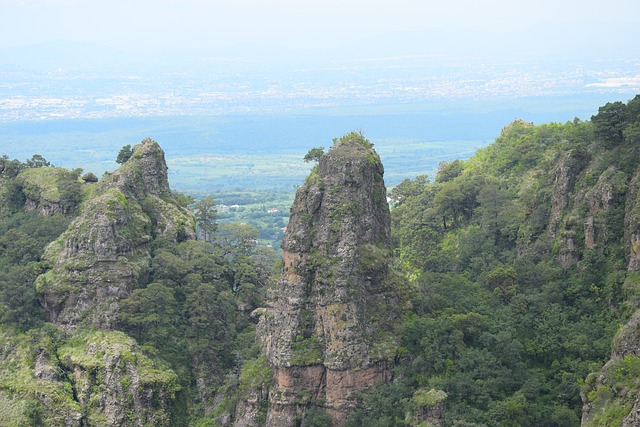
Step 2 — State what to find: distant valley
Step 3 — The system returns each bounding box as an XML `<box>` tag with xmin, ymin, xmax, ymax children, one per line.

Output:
<box><xmin>2</xmin><ymin>47</ymin><xmax>639</xmax><ymax>194</ymax></box>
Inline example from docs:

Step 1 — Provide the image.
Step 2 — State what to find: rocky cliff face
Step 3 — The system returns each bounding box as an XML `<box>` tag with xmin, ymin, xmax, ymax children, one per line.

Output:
<box><xmin>0</xmin><ymin>327</ymin><xmax>178</xmax><ymax>427</ymax></box>
<box><xmin>574</xmin><ymin>153</ymin><xmax>640</xmax><ymax>425</ymax></box>
<box><xmin>58</xmin><ymin>330</ymin><xmax>178</xmax><ymax>427</ymax></box>
<box><xmin>254</xmin><ymin>133</ymin><xmax>400</xmax><ymax>426</ymax></box>
<box><xmin>3</xmin><ymin>139</ymin><xmax>194</xmax><ymax>426</ymax></box>
<box><xmin>36</xmin><ymin>139</ymin><xmax>195</xmax><ymax>330</ymax></box>
<box><xmin>581</xmin><ymin>306</ymin><xmax>640</xmax><ymax>426</ymax></box>
<box><xmin>15</xmin><ymin>166</ymin><xmax>83</xmax><ymax>216</ymax></box>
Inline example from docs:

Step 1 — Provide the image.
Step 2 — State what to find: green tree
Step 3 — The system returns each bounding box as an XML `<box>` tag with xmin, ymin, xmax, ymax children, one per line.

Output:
<box><xmin>26</xmin><ymin>154</ymin><xmax>50</xmax><ymax>168</ymax></box>
<box><xmin>592</xmin><ymin>101</ymin><xmax>628</xmax><ymax>146</ymax></box>
<box><xmin>184</xmin><ymin>284</ymin><xmax>235</xmax><ymax>345</ymax></box>
<box><xmin>81</xmin><ymin>172</ymin><xmax>98</xmax><ymax>183</ymax></box>
<box><xmin>0</xmin><ymin>265</ymin><xmax>43</xmax><ymax>329</ymax></box>
<box><xmin>302</xmin><ymin>407</ymin><xmax>332</xmax><ymax>427</ymax></box>
<box><xmin>304</xmin><ymin>146</ymin><xmax>325</xmax><ymax>163</ymax></box>
<box><xmin>436</xmin><ymin>159</ymin><xmax>464</xmax><ymax>183</ymax></box>
<box><xmin>475</xmin><ymin>182</ymin><xmax>519</xmax><ymax>247</ymax></box>
<box><xmin>389</xmin><ymin>175</ymin><xmax>429</xmax><ymax>206</ymax></box>
<box><xmin>0</xmin><ymin>155</ymin><xmax>26</xmax><ymax>178</ymax></box>
<box><xmin>58</xmin><ymin>173</ymin><xmax>82</xmax><ymax>215</ymax></box>
<box><xmin>118</xmin><ymin>282</ymin><xmax>178</xmax><ymax>345</ymax></box>
<box><xmin>0</xmin><ymin>212</ymin><xmax>69</xmax><ymax>329</ymax></box>
<box><xmin>116</xmin><ymin>144</ymin><xmax>133</xmax><ymax>164</ymax></box>
<box><xmin>215</xmin><ymin>223</ymin><xmax>260</xmax><ymax>257</ymax></box>
<box><xmin>193</xmin><ymin>196</ymin><xmax>218</xmax><ymax>242</ymax></box>
<box><xmin>172</xmin><ymin>191</ymin><xmax>194</xmax><ymax>208</ymax></box>
<box><xmin>333</xmin><ymin>130</ymin><xmax>374</xmax><ymax>148</ymax></box>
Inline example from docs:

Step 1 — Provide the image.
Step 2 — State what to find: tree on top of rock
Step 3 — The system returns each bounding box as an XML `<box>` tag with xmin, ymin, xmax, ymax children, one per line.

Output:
<box><xmin>304</xmin><ymin>147</ymin><xmax>325</xmax><ymax>163</ymax></box>
<box><xmin>116</xmin><ymin>144</ymin><xmax>134</xmax><ymax>164</ymax></box>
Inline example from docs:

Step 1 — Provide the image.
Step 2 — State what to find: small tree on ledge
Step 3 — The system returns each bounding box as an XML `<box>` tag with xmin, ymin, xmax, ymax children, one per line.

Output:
<box><xmin>116</xmin><ymin>145</ymin><xmax>133</xmax><ymax>164</ymax></box>
<box><xmin>304</xmin><ymin>147</ymin><xmax>325</xmax><ymax>163</ymax></box>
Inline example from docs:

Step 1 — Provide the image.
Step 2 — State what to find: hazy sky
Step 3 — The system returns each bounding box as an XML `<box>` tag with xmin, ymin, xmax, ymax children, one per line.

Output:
<box><xmin>1</xmin><ymin>0</ymin><xmax>639</xmax><ymax>52</ymax></box>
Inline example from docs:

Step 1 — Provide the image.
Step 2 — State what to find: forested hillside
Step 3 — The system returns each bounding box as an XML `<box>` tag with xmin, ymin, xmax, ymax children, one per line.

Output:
<box><xmin>1</xmin><ymin>95</ymin><xmax>640</xmax><ymax>426</ymax></box>
<box><xmin>0</xmin><ymin>141</ymin><xmax>279</xmax><ymax>426</ymax></box>
<box><xmin>346</xmin><ymin>95</ymin><xmax>640</xmax><ymax>426</ymax></box>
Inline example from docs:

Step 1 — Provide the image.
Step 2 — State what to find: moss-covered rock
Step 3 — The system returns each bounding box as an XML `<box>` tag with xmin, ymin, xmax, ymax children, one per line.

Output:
<box><xmin>0</xmin><ymin>326</ymin><xmax>178</xmax><ymax>427</ymax></box>
<box><xmin>58</xmin><ymin>329</ymin><xmax>179</xmax><ymax>427</ymax></box>
<box><xmin>0</xmin><ymin>326</ymin><xmax>82</xmax><ymax>426</ymax></box>
<box><xmin>37</xmin><ymin>139</ymin><xmax>195</xmax><ymax>330</ymax></box>
<box><xmin>16</xmin><ymin>167</ymin><xmax>84</xmax><ymax>216</ymax></box>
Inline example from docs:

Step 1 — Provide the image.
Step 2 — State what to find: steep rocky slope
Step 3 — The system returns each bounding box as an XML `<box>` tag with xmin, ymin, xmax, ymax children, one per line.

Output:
<box><xmin>4</xmin><ymin>97</ymin><xmax>640</xmax><ymax>425</ymax></box>
<box><xmin>0</xmin><ymin>139</ymin><xmax>194</xmax><ymax>426</ymax></box>
<box><xmin>581</xmin><ymin>165</ymin><xmax>640</xmax><ymax>425</ymax></box>
<box><xmin>253</xmin><ymin>133</ymin><xmax>401</xmax><ymax>426</ymax></box>
<box><xmin>15</xmin><ymin>166</ymin><xmax>83</xmax><ymax>216</ymax></box>
<box><xmin>380</xmin><ymin>96</ymin><xmax>640</xmax><ymax>425</ymax></box>
<box><xmin>36</xmin><ymin>138</ymin><xmax>195</xmax><ymax>329</ymax></box>
<box><xmin>0</xmin><ymin>327</ymin><xmax>179</xmax><ymax>427</ymax></box>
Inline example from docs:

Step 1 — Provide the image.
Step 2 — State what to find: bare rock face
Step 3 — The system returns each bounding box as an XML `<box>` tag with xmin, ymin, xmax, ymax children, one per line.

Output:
<box><xmin>256</xmin><ymin>133</ymin><xmax>400</xmax><ymax>426</ymax></box>
<box><xmin>625</xmin><ymin>170</ymin><xmax>640</xmax><ymax>271</ymax></box>
<box><xmin>36</xmin><ymin>139</ymin><xmax>195</xmax><ymax>330</ymax></box>
<box><xmin>581</xmin><ymin>170</ymin><xmax>640</xmax><ymax>426</ymax></box>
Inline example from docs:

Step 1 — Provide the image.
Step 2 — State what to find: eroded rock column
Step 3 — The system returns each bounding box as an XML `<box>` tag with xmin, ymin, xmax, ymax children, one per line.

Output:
<box><xmin>257</xmin><ymin>133</ymin><xmax>400</xmax><ymax>426</ymax></box>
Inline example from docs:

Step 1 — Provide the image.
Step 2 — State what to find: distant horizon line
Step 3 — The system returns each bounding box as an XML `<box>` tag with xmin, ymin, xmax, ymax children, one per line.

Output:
<box><xmin>1</xmin><ymin>20</ymin><xmax>639</xmax><ymax>60</ymax></box>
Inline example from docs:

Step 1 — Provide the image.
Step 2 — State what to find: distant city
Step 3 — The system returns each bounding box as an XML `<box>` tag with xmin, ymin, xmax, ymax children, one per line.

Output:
<box><xmin>1</xmin><ymin>46</ymin><xmax>639</xmax><ymax>194</ymax></box>
<box><xmin>1</xmin><ymin>54</ymin><xmax>639</xmax><ymax>122</ymax></box>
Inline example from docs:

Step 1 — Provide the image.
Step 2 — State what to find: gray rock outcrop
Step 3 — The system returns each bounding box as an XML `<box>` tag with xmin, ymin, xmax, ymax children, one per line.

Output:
<box><xmin>254</xmin><ymin>133</ymin><xmax>400</xmax><ymax>426</ymax></box>
<box><xmin>36</xmin><ymin>138</ymin><xmax>195</xmax><ymax>329</ymax></box>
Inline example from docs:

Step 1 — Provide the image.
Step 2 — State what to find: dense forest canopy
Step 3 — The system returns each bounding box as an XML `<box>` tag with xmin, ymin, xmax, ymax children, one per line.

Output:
<box><xmin>347</xmin><ymin>95</ymin><xmax>640</xmax><ymax>426</ymax></box>
<box><xmin>0</xmin><ymin>95</ymin><xmax>639</xmax><ymax>426</ymax></box>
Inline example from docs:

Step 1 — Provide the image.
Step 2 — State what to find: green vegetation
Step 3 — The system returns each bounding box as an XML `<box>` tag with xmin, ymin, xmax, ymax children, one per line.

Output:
<box><xmin>212</xmin><ymin>189</ymin><xmax>292</xmax><ymax>250</ymax></box>
<box><xmin>303</xmin><ymin>146</ymin><xmax>325</xmax><ymax>163</ymax></box>
<box><xmin>0</xmin><ymin>147</ymin><xmax>280</xmax><ymax>425</ymax></box>
<box><xmin>0</xmin><ymin>158</ymin><xmax>74</xmax><ymax>330</ymax></box>
<box><xmin>193</xmin><ymin>195</ymin><xmax>218</xmax><ymax>242</ymax></box>
<box><xmin>238</xmin><ymin>354</ymin><xmax>272</xmax><ymax>396</ymax></box>
<box><xmin>26</xmin><ymin>154</ymin><xmax>51</xmax><ymax>168</ymax></box>
<box><xmin>412</xmin><ymin>388</ymin><xmax>447</xmax><ymax>409</ymax></box>
<box><xmin>583</xmin><ymin>355</ymin><xmax>640</xmax><ymax>427</ymax></box>
<box><xmin>0</xmin><ymin>326</ymin><xmax>82</xmax><ymax>427</ymax></box>
<box><xmin>116</xmin><ymin>144</ymin><xmax>134</xmax><ymax>164</ymax></box>
<box><xmin>290</xmin><ymin>335</ymin><xmax>324</xmax><ymax>366</ymax></box>
<box><xmin>347</xmin><ymin>95</ymin><xmax>640</xmax><ymax>426</ymax></box>
<box><xmin>333</xmin><ymin>130</ymin><xmax>375</xmax><ymax>150</ymax></box>
<box><xmin>2</xmin><ymin>96</ymin><xmax>640</xmax><ymax>425</ymax></box>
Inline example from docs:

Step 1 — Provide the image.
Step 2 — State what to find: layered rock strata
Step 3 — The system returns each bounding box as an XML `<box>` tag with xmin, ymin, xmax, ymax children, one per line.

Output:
<box><xmin>256</xmin><ymin>133</ymin><xmax>399</xmax><ymax>426</ymax></box>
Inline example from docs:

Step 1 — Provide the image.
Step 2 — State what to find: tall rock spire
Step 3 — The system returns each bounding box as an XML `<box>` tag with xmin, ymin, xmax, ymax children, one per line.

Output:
<box><xmin>256</xmin><ymin>132</ymin><xmax>400</xmax><ymax>426</ymax></box>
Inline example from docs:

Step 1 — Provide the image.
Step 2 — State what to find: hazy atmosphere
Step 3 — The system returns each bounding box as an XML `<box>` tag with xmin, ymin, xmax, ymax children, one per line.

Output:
<box><xmin>2</xmin><ymin>0</ymin><xmax>640</xmax><ymax>54</ymax></box>
<box><xmin>2</xmin><ymin>0</ymin><xmax>640</xmax><ymax>190</ymax></box>
<box><xmin>3</xmin><ymin>1</ymin><xmax>640</xmax><ymax>427</ymax></box>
